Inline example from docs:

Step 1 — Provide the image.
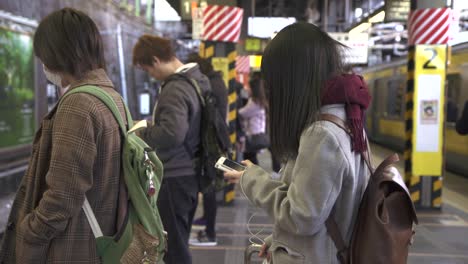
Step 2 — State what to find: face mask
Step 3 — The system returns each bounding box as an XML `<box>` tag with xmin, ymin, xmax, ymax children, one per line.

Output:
<box><xmin>43</xmin><ymin>65</ymin><xmax>62</xmax><ymax>88</ymax></box>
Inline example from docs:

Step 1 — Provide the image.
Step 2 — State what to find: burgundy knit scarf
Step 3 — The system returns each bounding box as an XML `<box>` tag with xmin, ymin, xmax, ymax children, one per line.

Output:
<box><xmin>321</xmin><ymin>74</ymin><xmax>371</xmax><ymax>153</ymax></box>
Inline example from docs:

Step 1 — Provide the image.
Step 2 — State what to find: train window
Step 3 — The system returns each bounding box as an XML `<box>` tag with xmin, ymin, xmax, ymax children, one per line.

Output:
<box><xmin>446</xmin><ymin>74</ymin><xmax>461</xmax><ymax>123</ymax></box>
<box><xmin>386</xmin><ymin>78</ymin><xmax>405</xmax><ymax>118</ymax></box>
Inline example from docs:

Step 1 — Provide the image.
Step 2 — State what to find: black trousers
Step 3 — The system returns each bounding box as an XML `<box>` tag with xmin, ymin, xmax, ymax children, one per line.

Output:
<box><xmin>201</xmin><ymin>190</ymin><xmax>217</xmax><ymax>238</ymax></box>
<box><xmin>158</xmin><ymin>175</ymin><xmax>198</xmax><ymax>264</ymax></box>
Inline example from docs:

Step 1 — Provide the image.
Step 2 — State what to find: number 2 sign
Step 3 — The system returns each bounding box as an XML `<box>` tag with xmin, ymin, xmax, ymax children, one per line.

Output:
<box><xmin>412</xmin><ymin>45</ymin><xmax>447</xmax><ymax>176</ymax></box>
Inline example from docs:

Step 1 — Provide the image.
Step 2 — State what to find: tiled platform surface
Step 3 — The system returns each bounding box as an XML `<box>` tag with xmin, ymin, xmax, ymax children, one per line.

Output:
<box><xmin>191</xmin><ymin>144</ymin><xmax>468</xmax><ymax>264</ymax></box>
<box><xmin>1</xmin><ymin>144</ymin><xmax>467</xmax><ymax>263</ymax></box>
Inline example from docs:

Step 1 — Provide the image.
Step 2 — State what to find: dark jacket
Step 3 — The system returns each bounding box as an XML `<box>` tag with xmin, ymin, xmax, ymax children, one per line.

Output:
<box><xmin>141</xmin><ymin>64</ymin><xmax>210</xmax><ymax>178</ymax></box>
<box><xmin>456</xmin><ymin>101</ymin><xmax>468</xmax><ymax>135</ymax></box>
<box><xmin>207</xmin><ymin>71</ymin><xmax>228</xmax><ymax>121</ymax></box>
<box><xmin>0</xmin><ymin>69</ymin><xmax>125</xmax><ymax>263</ymax></box>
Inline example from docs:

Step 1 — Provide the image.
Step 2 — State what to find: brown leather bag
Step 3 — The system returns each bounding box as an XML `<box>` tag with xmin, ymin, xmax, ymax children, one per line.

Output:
<box><xmin>320</xmin><ymin>114</ymin><xmax>418</xmax><ymax>264</ymax></box>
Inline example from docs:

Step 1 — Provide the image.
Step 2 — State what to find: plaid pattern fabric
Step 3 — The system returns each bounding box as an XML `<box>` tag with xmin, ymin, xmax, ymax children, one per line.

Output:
<box><xmin>0</xmin><ymin>69</ymin><xmax>126</xmax><ymax>263</ymax></box>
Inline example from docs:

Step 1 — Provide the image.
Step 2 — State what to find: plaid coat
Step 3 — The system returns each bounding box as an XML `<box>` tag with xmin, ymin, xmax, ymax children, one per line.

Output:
<box><xmin>0</xmin><ymin>69</ymin><xmax>126</xmax><ymax>263</ymax></box>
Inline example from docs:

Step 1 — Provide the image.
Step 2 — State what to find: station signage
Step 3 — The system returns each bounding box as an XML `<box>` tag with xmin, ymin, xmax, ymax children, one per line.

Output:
<box><xmin>412</xmin><ymin>45</ymin><xmax>446</xmax><ymax>176</ymax></box>
<box><xmin>180</xmin><ymin>0</ymin><xmax>236</xmax><ymax>20</ymax></box>
<box><xmin>385</xmin><ymin>0</ymin><xmax>410</xmax><ymax>22</ymax></box>
<box><xmin>329</xmin><ymin>32</ymin><xmax>369</xmax><ymax>64</ymax></box>
<box><xmin>245</xmin><ymin>38</ymin><xmax>261</xmax><ymax>52</ymax></box>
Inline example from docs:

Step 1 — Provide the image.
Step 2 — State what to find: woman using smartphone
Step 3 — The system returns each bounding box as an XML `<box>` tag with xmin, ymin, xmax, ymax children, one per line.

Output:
<box><xmin>224</xmin><ymin>22</ymin><xmax>371</xmax><ymax>263</ymax></box>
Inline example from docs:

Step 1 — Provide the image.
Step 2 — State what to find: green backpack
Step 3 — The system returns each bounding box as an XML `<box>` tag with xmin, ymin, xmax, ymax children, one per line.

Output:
<box><xmin>60</xmin><ymin>85</ymin><xmax>166</xmax><ymax>264</ymax></box>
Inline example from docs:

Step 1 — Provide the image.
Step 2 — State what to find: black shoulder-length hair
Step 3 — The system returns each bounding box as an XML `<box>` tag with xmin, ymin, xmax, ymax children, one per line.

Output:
<box><xmin>34</xmin><ymin>8</ymin><xmax>106</xmax><ymax>79</ymax></box>
<box><xmin>261</xmin><ymin>22</ymin><xmax>345</xmax><ymax>161</ymax></box>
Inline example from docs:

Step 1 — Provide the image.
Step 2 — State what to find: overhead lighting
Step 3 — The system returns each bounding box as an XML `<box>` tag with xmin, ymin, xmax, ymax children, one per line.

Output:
<box><xmin>350</xmin><ymin>22</ymin><xmax>371</xmax><ymax>35</ymax></box>
<box><xmin>395</xmin><ymin>24</ymin><xmax>404</xmax><ymax>32</ymax></box>
<box><xmin>369</xmin><ymin>11</ymin><xmax>385</xmax><ymax>23</ymax></box>
<box><xmin>355</xmin><ymin>8</ymin><xmax>363</xmax><ymax>18</ymax></box>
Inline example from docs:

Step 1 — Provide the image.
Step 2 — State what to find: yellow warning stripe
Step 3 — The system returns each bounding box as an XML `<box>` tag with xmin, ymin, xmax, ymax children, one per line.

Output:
<box><xmin>432</xmin><ymin>197</ymin><xmax>442</xmax><ymax>207</ymax></box>
<box><xmin>199</xmin><ymin>42</ymin><xmax>205</xmax><ymax>57</ymax></box>
<box><xmin>228</xmin><ymin>92</ymin><xmax>236</xmax><ymax>104</ymax></box>
<box><xmin>228</xmin><ymin>51</ymin><xmax>236</xmax><ymax>62</ymax></box>
<box><xmin>405</xmin><ymin>92</ymin><xmax>414</xmax><ymax>102</ymax></box>
<box><xmin>205</xmin><ymin>45</ymin><xmax>214</xmax><ymax>59</ymax></box>
<box><xmin>410</xmin><ymin>175</ymin><xmax>420</xmax><ymax>186</ymax></box>
<box><xmin>411</xmin><ymin>190</ymin><xmax>420</xmax><ymax>202</ymax></box>
<box><xmin>404</xmin><ymin>150</ymin><xmax>411</xmax><ymax>160</ymax></box>
<box><xmin>225</xmin><ymin>190</ymin><xmax>235</xmax><ymax>202</ymax></box>
<box><xmin>229</xmin><ymin>69</ymin><xmax>236</xmax><ymax>80</ymax></box>
<box><xmin>433</xmin><ymin>179</ymin><xmax>442</xmax><ymax>192</ymax></box>
<box><xmin>230</xmin><ymin>133</ymin><xmax>236</xmax><ymax>144</ymax></box>
<box><xmin>228</xmin><ymin>110</ymin><xmax>237</xmax><ymax>122</ymax></box>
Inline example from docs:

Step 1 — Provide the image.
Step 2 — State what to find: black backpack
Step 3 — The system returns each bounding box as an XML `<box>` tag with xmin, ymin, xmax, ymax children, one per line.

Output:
<box><xmin>165</xmin><ymin>73</ymin><xmax>232</xmax><ymax>193</ymax></box>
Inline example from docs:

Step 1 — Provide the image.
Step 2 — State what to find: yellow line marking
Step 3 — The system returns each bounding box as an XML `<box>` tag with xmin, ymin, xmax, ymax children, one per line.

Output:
<box><xmin>443</xmin><ymin>188</ymin><xmax>468</xmax><ymax>214</ymax></box>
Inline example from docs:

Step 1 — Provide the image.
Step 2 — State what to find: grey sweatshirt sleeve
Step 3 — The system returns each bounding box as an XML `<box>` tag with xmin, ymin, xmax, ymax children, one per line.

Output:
<box><xmin>240</xmin><ymin>124</ymin><xmax>348</xmax><ymax>236</ymax></box>
<box><xmin>141</xmin><ymin>82</ymin><xmax>191</xmax><ymax>150</ymax></box>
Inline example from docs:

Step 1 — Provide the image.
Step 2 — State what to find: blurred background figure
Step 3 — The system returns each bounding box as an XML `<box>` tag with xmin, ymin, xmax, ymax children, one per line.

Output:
<box><xmin>239</xmin><ymin>77</ymin><xmax>268</xmax><ymax>165</ymax></box>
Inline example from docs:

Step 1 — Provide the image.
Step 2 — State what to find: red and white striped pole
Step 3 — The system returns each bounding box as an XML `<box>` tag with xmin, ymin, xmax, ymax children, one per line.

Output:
<box><xmin>406</xmin><ymin>0</ymin><xmax>451</xmax><ymax>209</ymax></box>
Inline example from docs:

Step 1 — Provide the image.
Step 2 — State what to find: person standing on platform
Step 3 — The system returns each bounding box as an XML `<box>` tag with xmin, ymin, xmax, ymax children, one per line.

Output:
<box><xmin>132</xmin><ymin>35</ymin><xmax>210</xmax><ymax>264</ymax></box>
<box><xmin>224</xmin><ymin>22</ymin><xmax>371</xmax><ymax>263</ymax></box>
<box><xmin>239</xmin><ymin>78</ymin><xmax>268</xmax><ymax>165</ymax></box>
<box><xmin>186</xmin><ymin>53</ymin><xmax>228</xmax><ymax>246</ymax></box>
<box><xmin>0</xmin><ymin>8</ymin><xmax>126</xmax><ymax>263</ymax></box>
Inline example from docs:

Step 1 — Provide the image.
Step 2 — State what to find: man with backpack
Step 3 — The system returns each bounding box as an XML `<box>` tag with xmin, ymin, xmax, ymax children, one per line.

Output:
<box><xmin>132</xmin><ymin>35</ymin><xmax>211</xmax><ymax>264</ymax></box>
<box><xmin>186</xmin><ymin>53</ymin><xmax>229</xmax><ymax>246</ymax></box>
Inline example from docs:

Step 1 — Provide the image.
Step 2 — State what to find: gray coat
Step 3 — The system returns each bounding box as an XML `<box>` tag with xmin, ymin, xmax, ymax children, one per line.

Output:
<box><xmin>141</xmin><ymin>64</ymin><xmax>210</xmax><ymax>178</ymax></box>
<box><xmin>240</xmin><ymin>104</ymin><xmax>370</xmax><ymax>263</ymax></box>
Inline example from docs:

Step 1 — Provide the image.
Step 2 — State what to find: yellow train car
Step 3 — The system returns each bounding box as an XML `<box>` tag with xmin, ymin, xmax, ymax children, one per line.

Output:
<box><xmin>360</xmin><ymin>43</ymin><xmax>468</xmax><ymax>176</ymax></box>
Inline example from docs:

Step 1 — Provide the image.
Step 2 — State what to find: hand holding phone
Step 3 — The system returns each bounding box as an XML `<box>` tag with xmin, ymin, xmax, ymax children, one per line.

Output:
<box><xmin>215</xmin><ymin>157</ymin><xmax>246</xmax><ymax>172</ymax></box>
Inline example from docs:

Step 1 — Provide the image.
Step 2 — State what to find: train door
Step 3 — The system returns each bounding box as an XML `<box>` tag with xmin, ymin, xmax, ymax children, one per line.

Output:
<box><xmin>372</xmin><ymin>78</ymin><xmax>387</xmax><ymax>141</ymax></box>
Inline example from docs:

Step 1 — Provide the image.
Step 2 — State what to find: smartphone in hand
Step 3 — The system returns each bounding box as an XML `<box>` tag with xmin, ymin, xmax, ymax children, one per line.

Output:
<box><xmin>215</xmin><ymin>157</ymin><xmax>246</xmax><ymax>172</ymax></box>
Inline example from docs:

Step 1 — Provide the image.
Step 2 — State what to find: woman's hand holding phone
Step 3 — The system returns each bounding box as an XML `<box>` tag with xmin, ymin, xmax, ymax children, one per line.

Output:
<box><xmin>223</xmin><ymin>160</ymin><xmax>253</xmax><ymax>184</ymax></box>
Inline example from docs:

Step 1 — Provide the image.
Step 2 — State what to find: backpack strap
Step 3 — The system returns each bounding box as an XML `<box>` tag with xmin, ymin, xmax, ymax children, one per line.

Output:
<box><xmin>165</xmin><ymin>73</ymin><xmax>206</xmax><ymax>107</ymax></box>
<box><xmin>325</xmin><ymin>213</ymin><xmax>348</xmax><ymax>263</ymax></box>
<box><xmin>164</xmin><ymin>74</ymin><xmax>206</xmax><ymax>159</ymax></box>
<box><xmin>59</xmin><ymin>85</ymin><xmax>133</xmax><ymax>135</ymax></box>
<box><xmin>320</xmin><ymin>113</ymin><xmax>370</xmax><ymax>263</ymax></box>
<box><xmin>58</xmin><ymin>85</ymin><xmax>132</xmax><ymax>238</ymax></box>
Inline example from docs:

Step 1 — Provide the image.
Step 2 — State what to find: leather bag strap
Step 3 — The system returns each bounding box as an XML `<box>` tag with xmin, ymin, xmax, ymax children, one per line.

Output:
<box><xmin>325</xmin><ymin>213</ymin><xmax>348</xmax><ymax>263</ymax></box>
<box><xmin>319</xmin><ymin>114</ymin><xmax>374</xmax><ymax>173</ymax></box>
<box><xmin>320</xmin><ymin>113</ymin><xmax>372</xmax><ymax>263</ymax></box>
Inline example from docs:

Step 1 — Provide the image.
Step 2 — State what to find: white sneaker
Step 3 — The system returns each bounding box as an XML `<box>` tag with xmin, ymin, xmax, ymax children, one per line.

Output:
<box><xmin>189</xmin><ymin>230</ymin><xmax>217</xmax><ymax>247</ymax></box>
